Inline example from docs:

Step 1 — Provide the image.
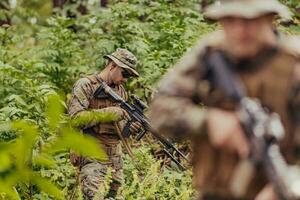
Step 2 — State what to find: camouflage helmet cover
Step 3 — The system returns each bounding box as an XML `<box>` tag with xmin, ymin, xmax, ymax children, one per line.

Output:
<box><xmin>205</xmin><ymin>0</ymin><xmax>291</xmax><ymax>20</ymax></box>
<box><xmin>104</xmin><ymin>48</ymin><xmax>139</xmax><ymax>77</ymax></box>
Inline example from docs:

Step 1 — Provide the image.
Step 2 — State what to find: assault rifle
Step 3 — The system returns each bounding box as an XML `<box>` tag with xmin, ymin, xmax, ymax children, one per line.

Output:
<box><xmin>93</xmin><ymin>79</ymin><xmax>189</xmax><ymax>171</ymax></box>
<box><xmin>203</xmin><ymin>49</ymin><xmax>300</xmax><ymax>200</ymax></box>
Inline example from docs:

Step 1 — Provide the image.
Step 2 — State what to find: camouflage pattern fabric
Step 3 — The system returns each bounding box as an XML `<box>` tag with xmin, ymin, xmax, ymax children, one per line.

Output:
<box><xmin>104</xmin><ymin>48</ymin><xmax>139</xmax><ymax>77</ymax></box>
<box><xmin>149</xmin><ymin>31</ymin><xmax>300</xmax><ymax>199</ymax></box>
<box><xmin>68</xmin><ymin>74</ymin><xmax>127</xmax><ymax>200</ymax></box>
<box><xmin>80</xmin><ymin>143</ymin><xmax>123</xmax><ymax>200</ymax></box>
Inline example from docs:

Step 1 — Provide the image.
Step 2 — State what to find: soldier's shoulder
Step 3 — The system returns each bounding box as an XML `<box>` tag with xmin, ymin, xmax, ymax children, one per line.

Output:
<box><xmin>278</xmin><ymin>33</ymin><xmax>300</xmax><ymax>58</ymax></box>
<box><xmin>73</xmin><ymin>76</ymin><xmax>93</xmax><ymax>88</ymax></box>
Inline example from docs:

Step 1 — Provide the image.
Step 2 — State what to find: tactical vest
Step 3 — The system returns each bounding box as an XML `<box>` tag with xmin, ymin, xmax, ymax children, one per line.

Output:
<box><xmin>86</xmin><ymin>75</ymin><xmax>127</xmax><ymax>145</ymax></box>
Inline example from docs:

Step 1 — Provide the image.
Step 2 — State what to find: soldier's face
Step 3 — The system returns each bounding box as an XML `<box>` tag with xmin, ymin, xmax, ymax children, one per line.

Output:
<box><xmin>220</xmin><ymin>15</ymin><xmax>275</xmax><ymax>58</ymax></box>
<box><xmin>109</xmin><ymin>64</ymin><xmax>128</xmax><ymax>85</ymax></box>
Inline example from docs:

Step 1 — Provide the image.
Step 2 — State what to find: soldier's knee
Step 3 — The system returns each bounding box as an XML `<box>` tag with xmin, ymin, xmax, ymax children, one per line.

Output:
<box><xmin>79</xmin><ymin>162</ymin><xmax>107</xmax><ymax>200</ymax></box>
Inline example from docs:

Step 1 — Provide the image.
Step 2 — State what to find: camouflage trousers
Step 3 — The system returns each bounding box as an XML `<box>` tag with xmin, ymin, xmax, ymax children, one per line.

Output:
<box><xmin>79</xmin><ymin>143</ymin><xmax>123</xmax><ymax>200</ymax></box>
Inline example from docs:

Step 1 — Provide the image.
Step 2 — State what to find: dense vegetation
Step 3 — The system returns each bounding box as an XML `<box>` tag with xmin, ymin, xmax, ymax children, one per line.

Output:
<box><xmin>0</xmin><ymin>0</ymin><xmax>299</xmax><ymax>199</ymax></box>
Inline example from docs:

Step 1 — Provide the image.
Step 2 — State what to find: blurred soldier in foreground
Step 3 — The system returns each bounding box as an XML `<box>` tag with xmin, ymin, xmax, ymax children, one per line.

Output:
<box><xmin>68</xmin><ymin>48</ymin><xmax>141</xmax><ymax>200</ymax></box>
<box><xmin>149</xmin><ymin>0</ymin><xmax>300</xmax><ymax>199</ymax></box>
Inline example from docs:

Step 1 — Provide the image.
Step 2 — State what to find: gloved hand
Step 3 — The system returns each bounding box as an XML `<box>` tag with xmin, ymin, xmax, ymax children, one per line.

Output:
<box><xmin>129</xmin><ymin>121</ymin><xmax>142</xmax><ymax>133</ymax></box>
<box><xmin>100</xmin><ymin>106</ymin><xmax>129</xmax><ymax>121</ymax></box>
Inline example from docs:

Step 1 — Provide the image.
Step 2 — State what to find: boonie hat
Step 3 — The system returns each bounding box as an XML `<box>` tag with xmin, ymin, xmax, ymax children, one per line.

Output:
<box><xmin>104</xmin><ymin>48</ymin><xmax>139</xmax><ymax>77</ymax></box>
<box><xmin>205</xmin><ymin>0</ymin><xmax>291</xmax><ymax>20</ymax></box>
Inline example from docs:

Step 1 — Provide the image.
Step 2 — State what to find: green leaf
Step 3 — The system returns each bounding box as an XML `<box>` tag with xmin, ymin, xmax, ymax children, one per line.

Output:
<box><xmin>0</xmin><ymin>153</ymin><xmax>12</xmax><ymax>172</ymax></box>
<box><xmin>46</xmin><ymin>94</ymin><xmax>64</xmax><ymax>132</ymax></box>
<box><xmin>11</xmin><ymin>121</ymin><xmax>39</xmax><ymax>167</ymax></box>
<box><xmin>0</xmin><ymin>174</ymin><xmax>20</xmax><ymax>200</ymax></box>
<box><xmin>70</xmin><ymin>110</ymin><xmax>118</xmax><ymax>128</ymax></box>
<box><xmin>0</xmin><ymin>185</ymin><xmax>20</xmax><ymax>200</ymax></box>
<box><xmin>32</xmin><ymin>154</ymin><xmax>56</xmax><ymax>168</ymax></box>
<box><xmin>0</xmin><ymin>122</ymin><xmax>11</xmax><ymax>133</ymax></box>
<box><xmin>0</xmin><ymin>142</ymin><xmax>13</xmax><ymax>151</ymax></box>
<box><xmin>48</xmin><ymin>126</ymin><xmax>107</xmax><ymax>161</ymax></box>
<box><xmin>7</xmin><ymin>95</ymin><xmax>27</xmax><ymax>107</ymax></box>
<box><xmin>31</xmin><ymin>172</ymin><xmax>63</xmax><ymax>199</ymax></box>
<box><xmin>0</xmin><ymin>107</ymin><xmax>27</xmax><ymax>118</ymax></box>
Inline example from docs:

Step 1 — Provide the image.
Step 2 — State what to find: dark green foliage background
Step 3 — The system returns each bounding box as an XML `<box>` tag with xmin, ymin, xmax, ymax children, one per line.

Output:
<box><xmin>0</xmin><ymin>0</ymin><xmax>298</xmax><ymax>199</ymax></box>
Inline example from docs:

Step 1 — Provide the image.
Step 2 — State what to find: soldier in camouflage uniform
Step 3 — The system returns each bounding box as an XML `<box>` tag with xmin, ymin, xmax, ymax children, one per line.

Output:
<box><xmin>68</xmin><ymin>48</ymin><xmax>141</xmax><ymax>200</ymax></box>
<box><xmin>149</xmin><ymin>0</ymin><xmax>300</xmax><ymax>199</ymax></box>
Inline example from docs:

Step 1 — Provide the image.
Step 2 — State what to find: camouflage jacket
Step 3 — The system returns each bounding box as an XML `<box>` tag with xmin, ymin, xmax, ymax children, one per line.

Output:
<box><xmin>68</xmin><ymin>74</ymin><xmax>127</xmax><ymax>145</ymax></box>
<box><xmin>149</xmin><ymin>31</ymin><xmax>300</xmax><ymax>199</ymax></box>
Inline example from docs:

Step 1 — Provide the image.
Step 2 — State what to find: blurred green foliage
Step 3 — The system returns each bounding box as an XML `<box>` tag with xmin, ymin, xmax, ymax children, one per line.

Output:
<box><xmin>1</xmin><ymin>0</ymin><xmax>207</xmax><ymax>199</ymax></box>
<box><xmin>0</xmin><ymin>0</ymin><xmax>298</xmax><ymax>199</ymax></box>
<box><xmin>279</xmin><ymin>0</ymin><xmax>300</xmax><ymax>20</ymax></box>
<box><xmin>0</xmin><ymin>94</ymin><xmax>106</xmax><ymax>199</ymax></box>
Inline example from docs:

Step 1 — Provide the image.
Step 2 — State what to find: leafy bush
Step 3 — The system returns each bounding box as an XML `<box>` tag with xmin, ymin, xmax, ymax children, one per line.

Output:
<box><xmin>0</xmin><ymin>0</ymin><xmax>298</xmax><ymax>199</ymax></box>
<box><xmin>119</xmin><ymin>146</ymin><xmax>195</xmax><ymax>200</ymax></box>
<box><xmin>1</xmin><ymin>1</ymin><xmax>206</xmax><ymax>199</ymax></box>
<box><xmin>0</xmin><ymin>94</ymin><xmax>107</xmax><ymax>199</ymax></box>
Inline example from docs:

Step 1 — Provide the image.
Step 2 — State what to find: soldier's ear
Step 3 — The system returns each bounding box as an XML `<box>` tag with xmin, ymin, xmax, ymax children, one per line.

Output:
<box><xmin>110</xmin><ymin>61</ymin><xmax>118</xmax><ymax>69</ymax></box>
<box><xmin>107</xmin><ymin>61</ymin><xmax>116</xmax><ymax>71</ymax></box>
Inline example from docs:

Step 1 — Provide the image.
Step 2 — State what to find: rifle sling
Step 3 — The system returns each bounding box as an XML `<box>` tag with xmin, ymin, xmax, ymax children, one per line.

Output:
<box><xmin>114</xmin><ymin>122</ymin><xmax>136</xmax><ymax>161</ymax></box>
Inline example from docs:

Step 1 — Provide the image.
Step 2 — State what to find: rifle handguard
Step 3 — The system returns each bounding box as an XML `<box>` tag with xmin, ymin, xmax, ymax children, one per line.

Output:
<box><xmin>136</xmin><ymin>130</ymin><xmax>147</xmax><ymax>141</ymax></box>
<box><xmin>163</xmin><ymin>149</ymin><xmax>186</xmax><ymax>171</ymax></box>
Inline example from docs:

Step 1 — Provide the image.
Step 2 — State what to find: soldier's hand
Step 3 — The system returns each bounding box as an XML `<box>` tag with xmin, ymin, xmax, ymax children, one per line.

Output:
<box><xmin>129</xmin><ymin>121</ymin><xmax>142</xmax><ymax>133</ymax></box>
<box><xmin>207</xmin><ymin>108</ymin><xmax>249</xmax><ymax>158</ymax></box>
<box><xmin>101</xmin><ymin>106</ymin><xmax>129</xmax><ymax>120</ymax></box>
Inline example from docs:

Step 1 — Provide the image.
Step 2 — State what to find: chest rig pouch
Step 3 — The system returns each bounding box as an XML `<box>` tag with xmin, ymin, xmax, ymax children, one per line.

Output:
<box><xmin>86</xmin><ymin>75</ymin><xmax>126</xmax><ymax>138</ymax></box>
<box><xmin>93</xmin><ymin>83</ymin><xmax>110</xmax><ymax>100</ymax></box>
